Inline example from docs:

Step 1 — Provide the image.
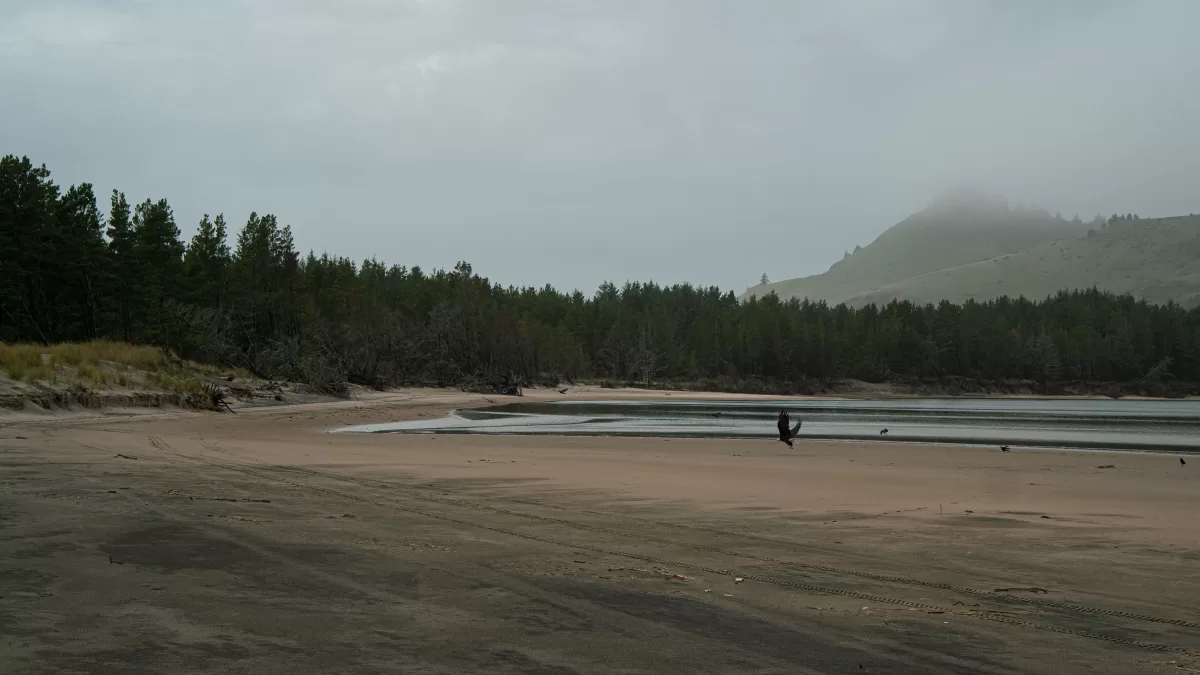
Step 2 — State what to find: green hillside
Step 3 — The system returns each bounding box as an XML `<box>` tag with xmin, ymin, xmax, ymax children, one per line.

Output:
<box><xmin>743</xmin><ymin>191</ymin><xmax>1093</xmax><ymax>305</ymax></box>
<box><xmin>844</xmin><ymin>214</ymin><xmax>1200</xmax><ymax>308</ymax></box>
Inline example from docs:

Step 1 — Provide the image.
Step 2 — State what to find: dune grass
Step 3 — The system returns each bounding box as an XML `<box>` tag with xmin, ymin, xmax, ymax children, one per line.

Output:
<box><xmin>0</xmin><ymin>341</ymin><xmax>166</xmax><ymax>371</ymax></box>
<box><xmin>0</xmin><ymin>340</ymin><xmax>244</xmax><ymax>393</ymax></box>
<box><xmin>2</xmin><ymin>361</ymin><xmax>55</xmax><ymax>384</ymax></box>
<box><xmin>148</xmin><ymin>370</ymin><xmax>206</xmax><ymax>394</ymax></box>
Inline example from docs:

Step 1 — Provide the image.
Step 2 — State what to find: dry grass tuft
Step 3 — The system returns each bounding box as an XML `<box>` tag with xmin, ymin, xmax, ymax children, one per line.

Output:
<box><xmin>0</xmin><ymin>341</ymin><xmax>167</xmax><ymax>372</ymax></box>
<box><xmin>148</xmin><ymin>370</ymin><xmax>206</xmax><ymax>394</ymax></box>
<box><xmin>0</xmin><ymin>341</ymin><xmax>213</xmax><ymax>393</ymax></box>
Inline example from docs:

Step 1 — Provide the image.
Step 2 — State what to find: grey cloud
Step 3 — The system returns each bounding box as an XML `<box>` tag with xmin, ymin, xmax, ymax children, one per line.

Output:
<box><xmin>2</xmin><ymin>0</ymin><xmax>1197</xmax><ymax>293</ymax></box>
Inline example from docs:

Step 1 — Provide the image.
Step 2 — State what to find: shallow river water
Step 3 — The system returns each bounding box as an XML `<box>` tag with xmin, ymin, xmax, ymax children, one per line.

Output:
<box><xmin>332</xmin><ymin>397</ymin><xmax>1200</xmax><ymax>454</ymax></box>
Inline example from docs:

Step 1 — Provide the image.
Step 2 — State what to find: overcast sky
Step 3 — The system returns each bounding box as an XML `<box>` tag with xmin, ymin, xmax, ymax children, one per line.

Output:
<box><xmin>3</xmin><ymin>1</ymin><xmax>1198</xmax><ymax>294</ymax></box>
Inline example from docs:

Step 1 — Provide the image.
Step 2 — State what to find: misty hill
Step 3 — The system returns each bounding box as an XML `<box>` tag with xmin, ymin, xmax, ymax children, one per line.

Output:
<box><xmin>844</xmin><ymin>214</ymin><xmax>1200</xmax><ymax>308</ymax></box>
<box><xmin>744</xmin><ymin>191</ymin><xmax>1094</xmax><ymax>305</ymax></box>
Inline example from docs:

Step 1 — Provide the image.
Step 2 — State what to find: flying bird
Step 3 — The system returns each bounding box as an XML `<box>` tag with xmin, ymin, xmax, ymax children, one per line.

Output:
<box><xmin>556</xmin><ymin>388</ymin><xmax>568</xmax><ymax>394</ymax></box>
<box><xmin>777</xmin><ymin>411</ymin><xmax>802</xmax><ymax>448</ymax></box>
<box><xmin>880</xmin><ymin>428</ymin><xmax>889</xmax><ymax>435</ymax></box>
<box><xmin>1001</xmin><ymin>446</ymin><xmax>1010</xmax><ymax>452</ymax></box>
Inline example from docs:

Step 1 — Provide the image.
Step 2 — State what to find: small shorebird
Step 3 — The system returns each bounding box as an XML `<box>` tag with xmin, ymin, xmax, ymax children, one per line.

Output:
<box><xmin>1001</xmin><ymin>446</ymin><xmax>1010</xmax><ymax>452</ymax></box>
<box><xmin>1182</xmin><ymin>457</ymin><xmax>1187</xmax><ymax>466</ymax></box>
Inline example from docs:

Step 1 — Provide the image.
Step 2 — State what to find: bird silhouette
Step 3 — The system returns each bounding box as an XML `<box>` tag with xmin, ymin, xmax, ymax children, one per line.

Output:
<box><xmin>777</xmin><ymin>411</ymin><xmax>802</xmax><ymax>448</ymax></box>
<box><xmin>557</xmin><ymin>388</ymin><xmax>568</xmax><ymax>394</ymax></box>
<box><xmin>712</xmin><ymin>411</ymin><xmax>722</xmax><ymax>418</ymax></box>
<box><xmin>1182</xmin><ymin>457</ymin><xmax>1187</xmax><ymax>466</ymax></box>
<box><xmin>1001</xmin><ymin>446</ymin><xmax>1010</xmax><ymax>452</ymax></box>
<box><xmin>880</xmin><ymin>428</ymin><xmax>889</xmax><ymax>435</ymax></box>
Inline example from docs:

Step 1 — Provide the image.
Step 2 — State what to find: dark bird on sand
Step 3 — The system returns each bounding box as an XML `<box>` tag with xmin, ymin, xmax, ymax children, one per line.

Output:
<box><xmin>777</xmin><ymin>411</ymin><xmax>802</xmax><ymax>448</ymax></box>
<box><xmin>880</xmin><ymin>428</ymin><xmax>888</xmax><ymax>435</ymax></box>
<box><xmin>1182</xmin><ymin>457</ymin><xmax>1187</xmax><ymax>466</ymax></box>
<box><xmin>557</xmin><ymin>388</ymin><xmax>568</xmax><ymax>394</ymax></box>
<box><xmin>1001</xmin><ymin>446</ymin><xmax>1010</xmax><ymax>452</ymax></box>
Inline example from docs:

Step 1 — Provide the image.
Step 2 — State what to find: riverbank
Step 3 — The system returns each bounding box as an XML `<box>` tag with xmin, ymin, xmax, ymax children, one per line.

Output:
<box><xmin>616</xmin><ymin>376</ymin><xmax>1200</xmax><ymax>400</ymax></box>
<box><xmin>2</xmin><ymin>342</ymin><xmax>1196</xmax><ymax>427</ymax></box>
<box><xmin>1</xmin><ymin>388</ymin><xmax>1196</xmax><ymax>673</ymax></box>
<box><xmin>2</xmin><ymin>378</ymin><xmax>1196</xmax><ymax>430</ymax></box>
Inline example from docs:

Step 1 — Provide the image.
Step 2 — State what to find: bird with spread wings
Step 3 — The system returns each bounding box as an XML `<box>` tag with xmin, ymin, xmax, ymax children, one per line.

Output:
<box><xmin>777</xmin><ymin>410</ymin><xmax>802</xmax><ymax>448</ymax></box>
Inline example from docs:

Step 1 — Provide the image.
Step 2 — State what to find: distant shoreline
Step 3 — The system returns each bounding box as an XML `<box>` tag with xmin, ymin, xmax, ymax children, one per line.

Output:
<box><xmin>2</xmin><ymin>379</ymin><xmax>1197</xmax><ymax>428</ymax></box>
<box><xmin>581</xmin><ymin>377</ymin><xmax>1200</xmax><ymax>401</ymax></box>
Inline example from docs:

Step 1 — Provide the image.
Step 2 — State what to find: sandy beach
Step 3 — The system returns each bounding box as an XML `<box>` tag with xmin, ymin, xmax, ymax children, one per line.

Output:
<box><xmin>1</xmin><ymin>388</ymin><xmax>1197</xmax><ymax>674</ymax></box>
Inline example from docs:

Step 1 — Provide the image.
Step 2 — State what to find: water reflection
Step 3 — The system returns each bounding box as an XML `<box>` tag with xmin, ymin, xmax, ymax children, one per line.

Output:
<box><xmin>332</xmin><ymin>398</ymin><xmax>1200</xmax><ymax>453</ymax></box>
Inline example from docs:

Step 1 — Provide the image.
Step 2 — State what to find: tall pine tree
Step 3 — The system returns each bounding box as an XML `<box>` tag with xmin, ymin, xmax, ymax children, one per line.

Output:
<box><xmin>107</xmin><ymin>190</ymin><xmax>136</xmax><ymax>341</ymax></box>
<box><xmin>54</xmin><ymin>183</ymin><xmax>108</xmax><ymax>339</ymax></box>
<box><xmin>184</xmin><ymin>213</ymin><xmax>231</xmax><ymax>309</ymax></box>
<box><xmin>0</xmin><ymin>155</ymin><xmax>59</xmax><ymax>343</ymax></box>
<box><xmin>131</xmin><ymin>198</ymin><xmax>184</xmax><ymax>344</ymax></box>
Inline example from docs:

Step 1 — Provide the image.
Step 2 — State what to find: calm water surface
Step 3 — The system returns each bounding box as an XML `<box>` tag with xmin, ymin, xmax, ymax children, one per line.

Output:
<box><xmin>332</xmin><ymin>398</ymin><xmax>1200</xmax><ymax>453</ymax></box>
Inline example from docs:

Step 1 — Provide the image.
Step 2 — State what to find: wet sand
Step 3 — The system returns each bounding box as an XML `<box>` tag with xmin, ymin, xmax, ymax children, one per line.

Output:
<box><xmin>1</xmin><ymin>389</ymin><xmax>1197</xmax><ymax>674</ymax></box>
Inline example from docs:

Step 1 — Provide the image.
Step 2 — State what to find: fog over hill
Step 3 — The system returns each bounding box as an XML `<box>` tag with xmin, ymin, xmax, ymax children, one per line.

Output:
<box><xmin>844</xmin><ymin>213</ymin><xmax>1200</xmax><ymax>309</ymax></box>
<box><xmin>744</xmin><ymin>190</ymin><xmax>1098</xmax><ymax>306</ymax></box>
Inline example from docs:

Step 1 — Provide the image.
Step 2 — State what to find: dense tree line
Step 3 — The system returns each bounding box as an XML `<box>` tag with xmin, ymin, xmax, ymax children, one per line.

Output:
<box><xmin>3</xmin><ymin>154</ymin><xmax>1199</xmax><ymax>395</ymax></box>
